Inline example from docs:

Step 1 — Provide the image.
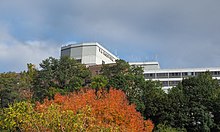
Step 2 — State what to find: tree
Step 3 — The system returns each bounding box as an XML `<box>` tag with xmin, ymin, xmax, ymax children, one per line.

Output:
<box><xmin>155</xmin><ymin>124</ymin><xmax>186</xmax><ymax>132</ymax></box>
<box><xmin>212</xmin><ymin>91</ymin><xmax>220</xmax><ymax>131</ymax></box>
<box><xmin>164</xmin><ymin>72</ymin><xmax>220</xmax><ymax>131</ymax></box>
<box><xmin>101</xmin><ymin>59</ymin><xmax>146</xmax><ymax>112</ymax></box>
<box><xmin>0</xmin><ymin>101</ymin><xmax>99</xmax><ymax>131</ymax></box>
<box><xmin>0</xmin><ymin>72</ymin><xmax>20</xmax><ymax>108</ymax></box>
<box><xmin>100</xmin><ymin>59</ymin><xmax>168</xmax><ymax>126</ymax></box>
<box><xmin>0</xmin><ymin>64</ymin><xmax>37</xmax><ymax>108</ymax></box>
<box><xmin>32</xmin><ymin>56</ymin><xmax>91</xmax><ymax>101</ymax></box>
<box><xmin>18</xmin><ymin>63</ymin><xmax>36</xmax><ymax>99</ymax></box>
<box><xmin>91</xmin><ymin>75</ymin><xmax>108</xmax><ymax>90</ymax></box>
<box><xmin>40</xmin><ymin>88</ymin><xmax>153</xmax><ymax>132</ymax></box>
<box><xmin>142</xmin><ymin>80</ymin><xmax>168</xmax><ymax>125</ymax></box>
<box><xmin>1</xmin><ymin>88</ymin><xmax>154</xmax><ymax>132</ymax></box>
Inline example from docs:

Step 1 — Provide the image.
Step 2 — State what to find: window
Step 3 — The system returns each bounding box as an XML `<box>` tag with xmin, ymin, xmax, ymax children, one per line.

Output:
<box><xmin>144</xmin><ymin>73</ymin><xmax>155</xmax><ymax>79</ymax></box>
<box><xmin>156</xmin><ymin>73</ymin><xmax>168</xmax><ymax>78</ymax></box>
<box><xmin>102</xmin><ymin>60</ymin><xmax>105</xmax><ymax>64</ymax></box>
<box><xmin>183</xmin><ymin>72</ymin><xmax>194</xmax><ymax>76</ymax></box>
<box><xmin>182</xmin><ymin>72</ymin><xmax>188</xmax><ymax>76</ymax></box>
<box><xmin>76</xmin><ymin>59</ymin><xmax>82</xmax><ymax>63</ymax></box>
<box><xmin>211</xmin><ymin>71</ymin><xmax>220</xmax><ymax>76</ymax></box>
<box><xmin>169</xmin><ymin>72</ymin><xmax>181</xmax><ymax>78</ymax></box>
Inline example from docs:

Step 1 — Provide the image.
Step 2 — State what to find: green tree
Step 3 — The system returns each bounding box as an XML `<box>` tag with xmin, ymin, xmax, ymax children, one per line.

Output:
<box><xmin>101</xmin><ymin>60</ymin><xmax>146</xmax><ymax>111</ymax></box>
<box><xmin>164</xmin><ymin>72</ymin><xmax>220</xmax><ymax>131</ymax></box>
<box><xmin>18</xmin><ymin>63</ymin><xmax>37</xmax><ymax>99</ymax></box>
<box><xmin>91</xmin><ymin>75</ymin><xmax>108</xmax><ymax>91</ymax></box>
<box><xmin>101</xmin><ymin>59</ymin><xmax>167</xmax><ymax>122</ymax></box>
<box><xmin>165</xmin><ymin>85</ymin><xmax>189</xmax><ymax>128</ymax></box>
<box><xmin>212</xmin><ymin>91</ymin><xmax>220</xmax><ymax>131</ymax></box>
<box><xmin>0</xmin><ymin>72</ymin><xmax>20</xmax><ymax>108</ymax></box>
<box><xmin>155</xmin><ymin>124</ymin><xmax>186</xmax><ymax>132</ymax></box>
<box><xmin>0</xmin><ymin>64</ymin><xmax>37</xmax><ymax>108</ymax></box>
<box><xmin>142</xmin><ymin>80</ymin><xmax>168</xmax><ymax>125</ymax></box>
<box><xmin>32</xmin><ymin>56</ymin><xmax>91</xmax><ymax>101</ymax></box>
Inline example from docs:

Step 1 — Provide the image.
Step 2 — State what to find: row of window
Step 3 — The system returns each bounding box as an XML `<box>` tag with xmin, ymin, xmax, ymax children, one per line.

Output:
<box><xmin>162</xmin><ymin>79</ymin><xmax>220</xmax><ymax>87</ymax></box>
<box><xmin>144</xmin><ymin>71</ymin><xmax>220</xmax><ymax>79</ymax></box>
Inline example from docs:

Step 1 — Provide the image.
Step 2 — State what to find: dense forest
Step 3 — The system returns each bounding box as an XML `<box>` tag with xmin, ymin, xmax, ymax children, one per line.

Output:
<box><xmin>1</xmin><ymin>56</ymin><xmax>220</xmax><ymax>131</ymax></box>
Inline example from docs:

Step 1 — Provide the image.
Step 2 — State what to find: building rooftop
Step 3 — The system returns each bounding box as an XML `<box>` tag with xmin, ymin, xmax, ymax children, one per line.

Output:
<box><xmin>144</xmin><ymin>67</ymin><xmax>220</xmax><ymax>73</ymax></box>
<box><xmin>61</xmin><ymin>42</ymin><xmax>119</xmax><ymax>60</ymax></box>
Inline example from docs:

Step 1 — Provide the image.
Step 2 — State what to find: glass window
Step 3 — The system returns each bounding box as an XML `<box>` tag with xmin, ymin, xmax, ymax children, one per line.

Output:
<box><xmin>211</xmin><ymin>71</ymin><xmax>220</xmax><ymax>76</ymax></box>
<box><xmin>144</xmin><ymin>73</ymin><xmax>155</xmax><ymax>79</ymax></box>
<box><xmin>76</xmin><ymin>59</ymin><xmax>82</xmax><ymax>63</ymax></box>
<box><xmin>169</xmin><ymin>72</ymin><xmax>181</xmax><ymax>78</ymax></box>
<box><xmin>156</xmin><ymin>73</ymin><xmax>168</xmax><ymax>78</ymax></box>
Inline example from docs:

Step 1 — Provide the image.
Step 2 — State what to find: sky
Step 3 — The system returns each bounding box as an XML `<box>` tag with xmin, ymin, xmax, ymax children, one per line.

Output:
<box><xmin>1</xmin><ymin>0</ymin><xmax>220</xmax><ymax>72</ymax></box>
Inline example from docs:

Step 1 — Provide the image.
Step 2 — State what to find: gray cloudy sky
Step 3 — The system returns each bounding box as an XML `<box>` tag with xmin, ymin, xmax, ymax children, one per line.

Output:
<box><xmin>1</xmin><ymin>0</ymin><xmax>220</xmax><ymax>72</ymax></box>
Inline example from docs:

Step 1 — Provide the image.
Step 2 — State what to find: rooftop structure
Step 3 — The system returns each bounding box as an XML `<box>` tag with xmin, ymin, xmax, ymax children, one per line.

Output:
<box><xmin>61</xmin><ymin>42</ymin><xmax>119</xmax><ymax>65</ymax></box>
<box><xmin>129</xmin><ymin>62</ymin><xmax>160</xmax><ymax>71</ymax></box>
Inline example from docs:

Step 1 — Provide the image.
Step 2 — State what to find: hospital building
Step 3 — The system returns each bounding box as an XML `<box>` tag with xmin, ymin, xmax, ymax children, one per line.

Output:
<box><xmin>61</xmin><ymin>42</ymin><xmax>220</xmax><ymax>91</ymax></box>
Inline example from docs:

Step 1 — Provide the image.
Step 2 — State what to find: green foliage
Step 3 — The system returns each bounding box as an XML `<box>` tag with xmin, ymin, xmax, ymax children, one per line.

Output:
<box><xmin>100</xmin><ymin>59</ymin><xmax>166</xmax><ymax>122</ymax></box>
<box><xmin>0</xmin><ymin>101</ymin><xmax>35</xmax><ymax>131</ymax></box>
<box><xmin>163</xmin><ymin>72</ymin><xmax>220</xmax><ymax>131</ymax></box>
<box><xmin>32</xmin><ymin>56</ymin><xmax>91</xmax><ymax>101</ymax></box>
<box><xmin>2</xmin><ymin>56</ymin><xmax>220</xmax><ymax>131</ymax></box>
<box><xmin>0</xmin><ymin>72</ymin><xmax>21</xmax><ymax>108</ymax></box>
<box><xmin>101</xmin><ymin>60</ymin><xmax>147</xmax><ymax>112</ymax></box>
<box><xmin>23</xmin><ymin>63</ymin><xmax>36</xmax><ymax>84</ymax></box>
<box><xmin>91</xmin><ymin>75</ymin><xmax>108</xmax><ymax>90</ymax></box>
<box><xmin>0</xmin><ymin>101</ymin><xmax>101</xmax><ymax>131</ymax></box>
<box><xmin>142</xmin><ymin>80</ymin><xmax>168</xmax><ymax>125</ymax></box>
<box><xmin>212</xmin><ymin>92</ymin><xmax>220</xmax><ymax>130</ymax></box>
<box><xmin>0</xmin><ymin>64</ymin><xmax>36</xmax><ymax>108</ymax></box>
<box><xmin>155</xmin><ymin>124</ymin><xmax>186</xmax><ymax>132</ymax></box>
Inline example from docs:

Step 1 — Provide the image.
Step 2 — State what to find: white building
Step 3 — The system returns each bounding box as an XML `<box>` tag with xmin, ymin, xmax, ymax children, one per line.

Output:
<box><xmin>61</xmin><ymin>42</ymin><xmax>119</xmax><ymax>65</ymax></box>
<box><xmin>144</xmin><ymin>67</ymin><xmax>220</xmax><ymax>91</ymax></box>
<box><xmin>61</xmin><ymin>42</ymin><xmax>220</xmax><ymax>91</ymax></box>
<box><xmin>130</xmin><ymin>62</ymin><xmax>220</xmax><ymax>91</ymax></box>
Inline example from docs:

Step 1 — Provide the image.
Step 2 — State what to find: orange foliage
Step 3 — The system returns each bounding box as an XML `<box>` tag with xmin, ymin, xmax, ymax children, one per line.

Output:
<box><xmin>36</xmin><ymin>88</ymin><xmax>154</xmax><ymax>132</ymax></box>
<box><xmin>145</xmin><ymin>119</ymin><xmax>154</xmax><ymax>132</ymax></box>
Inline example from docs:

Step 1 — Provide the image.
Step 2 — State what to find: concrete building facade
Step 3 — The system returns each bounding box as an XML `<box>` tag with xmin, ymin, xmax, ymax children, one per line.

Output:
<box><xmin>61</xmin><ymin>42</ymin><xmax>119</xmax><ymax>65</ymax></box>
<box><xmin>144</xmin><ymin>67</ymin><xmax>220</xmax><ymax>91</ymax></box>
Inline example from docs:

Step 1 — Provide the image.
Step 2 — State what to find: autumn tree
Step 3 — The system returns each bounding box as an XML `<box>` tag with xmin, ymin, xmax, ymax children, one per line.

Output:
<box><xmin>0</xmin><ymin>101</ymin><xmax>100</xmax><ymax>131</ymax></box>
<box><xmin>37</xmin><ymin>88</ymin><xmax>153</xmax><ymax>131</ymax></box>
<box><xmin>1</xmin><ymin>88</ymin><xmax>154</xmax><ymax>131</ymax></box>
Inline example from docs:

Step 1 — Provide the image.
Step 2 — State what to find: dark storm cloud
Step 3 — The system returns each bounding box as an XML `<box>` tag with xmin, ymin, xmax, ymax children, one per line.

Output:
<box><xmin>1</xmin><ymin>0</ymin><xmax>220</xmax><ymax>72</ymax></box>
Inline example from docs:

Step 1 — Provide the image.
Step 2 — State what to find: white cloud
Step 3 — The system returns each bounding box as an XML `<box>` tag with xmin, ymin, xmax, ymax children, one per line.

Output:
<box><xmin>1</xmin><ymin>0</ymin><xmax>220</xmax><ymax>70</ymax></box>
<box><xmin>0</xmin><ymin>29</ymin><xmax>60</xmax><ymax>72</ymax></box>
